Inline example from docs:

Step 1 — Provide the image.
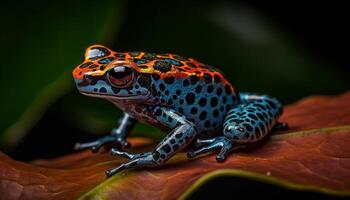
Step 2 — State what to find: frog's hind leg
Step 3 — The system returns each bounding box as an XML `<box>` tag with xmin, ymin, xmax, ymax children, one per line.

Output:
<box><xmin>188</xmin><ymin>93</ymin><xmax>286</xmax><ymax>162</ymax></box>
<box><xmin>223</xmin><ymin>92</ymin><xmax>285</xmax><ymax>143</ymax></box>
<box><xmin>106</xmin><ymin>106</ymin><xmax>197</xmax><ymax>177</ymax></box>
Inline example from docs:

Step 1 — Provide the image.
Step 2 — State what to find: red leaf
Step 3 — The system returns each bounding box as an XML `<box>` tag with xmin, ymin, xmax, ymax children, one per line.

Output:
<box><xmin>1</xmin><ymin>92</ymin><xmax>350</xmax><ymax>199</ymax></box>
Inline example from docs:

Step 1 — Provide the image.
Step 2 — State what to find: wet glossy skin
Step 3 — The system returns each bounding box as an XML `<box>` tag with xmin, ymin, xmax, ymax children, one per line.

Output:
<box><xmin>73</xmin><ymin>45</ymin><xmax>286</xmax><ymax>177</ymax></box>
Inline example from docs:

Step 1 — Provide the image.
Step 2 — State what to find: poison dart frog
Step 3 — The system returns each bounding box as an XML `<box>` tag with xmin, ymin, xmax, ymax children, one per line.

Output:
<box><xmin>73</xmin><ymin>45</ymin><xmax>287</xmax><ymax>177</ymax></box>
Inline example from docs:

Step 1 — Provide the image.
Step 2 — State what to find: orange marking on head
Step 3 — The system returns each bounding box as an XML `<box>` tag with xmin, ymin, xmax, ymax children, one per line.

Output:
<box><xmin>73</xmin><ymin>46</ymin><xmax>234</xmax><ymax>91</ymax></box>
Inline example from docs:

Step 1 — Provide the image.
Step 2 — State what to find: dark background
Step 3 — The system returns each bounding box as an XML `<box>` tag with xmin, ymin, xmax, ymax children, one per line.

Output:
<box><xmin>0</xmin><ymin>1</ymin><xmax>349</xmax><ymax>199</ymax></box>
<box><xmin>0</xmin><ymin>1</ymin><xmax>350</xmax><ymax>160</ymax></box>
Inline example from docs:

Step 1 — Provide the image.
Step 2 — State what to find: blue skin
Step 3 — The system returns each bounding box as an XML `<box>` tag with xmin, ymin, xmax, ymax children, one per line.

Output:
<box><xmin>74</xmin><ymin>46</ymin><xmax>287</xmax><ymax>177</ymax></box>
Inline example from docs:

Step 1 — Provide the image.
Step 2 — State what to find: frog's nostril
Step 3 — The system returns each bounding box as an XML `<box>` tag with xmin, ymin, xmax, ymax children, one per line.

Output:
<box><xmin>77</xmin><ymin>75</ymin><xmax>92</xmax><ymax>87</ymax></box>
<box><xmin>83</xmin><ymin>74</ymin><xmax>93</xmax><ymax>80</ymax></box>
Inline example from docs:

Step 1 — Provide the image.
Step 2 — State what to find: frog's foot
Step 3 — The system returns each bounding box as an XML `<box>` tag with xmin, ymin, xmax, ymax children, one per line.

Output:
<box><xmin>75</xmin><ymin>135</ymin><xmax>130</xmax><ymax>153</ymax></box>
<box><xmin>105</xmin><ymin>153</ymin><xmax>156</xmax><ymax>177</ymax></box>
<box><xmin>111</xmin><ymin>148</ymin><xmax>151</xmax><ymax>159</ymax></box>
<box><xmin>188</xmin><ymin>136</ymin><xmax>235</xmax><ymax>162</ymax></box>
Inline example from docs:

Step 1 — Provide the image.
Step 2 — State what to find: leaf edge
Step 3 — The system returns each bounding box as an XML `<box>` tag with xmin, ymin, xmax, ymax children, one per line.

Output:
<box><xmin>179</xmin><ymin>169</ymin><xmax>350</xmax><ymax>200</ymax></box>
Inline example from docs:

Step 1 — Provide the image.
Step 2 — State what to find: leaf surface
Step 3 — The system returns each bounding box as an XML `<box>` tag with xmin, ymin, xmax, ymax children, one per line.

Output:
<box><xmin>1</xmin><ymin>92</ymin><xmax>350</xmax><ymax>199</ymax></box>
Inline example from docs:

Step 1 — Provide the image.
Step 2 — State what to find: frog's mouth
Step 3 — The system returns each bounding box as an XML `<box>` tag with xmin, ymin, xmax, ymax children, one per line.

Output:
<box><xmin>79</xmin><ymin>91</ymin><xmax>150</xmax><ymax>100</ymax></box>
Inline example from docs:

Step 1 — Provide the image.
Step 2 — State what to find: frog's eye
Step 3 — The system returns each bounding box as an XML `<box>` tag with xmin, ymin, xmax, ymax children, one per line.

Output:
<box><xmin>85</xmin><ymin>45</ymin><xmax>111</xmax><ymax>60</ymax></box>
<box><xmin>107</xmin><ymin>66</ymin><xmax>134</xmax><ymax>88</ymax></box>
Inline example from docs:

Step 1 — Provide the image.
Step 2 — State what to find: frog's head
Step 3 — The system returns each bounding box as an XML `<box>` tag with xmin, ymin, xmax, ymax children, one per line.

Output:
<box><xmin>72</xmin><ymin>45</ymin><xmax>154</xmax><ymax>103</ymax></box>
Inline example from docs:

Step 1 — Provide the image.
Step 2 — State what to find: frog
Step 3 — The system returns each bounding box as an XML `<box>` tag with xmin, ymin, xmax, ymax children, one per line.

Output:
<box><xmin>72</xmin><ymin>45</ymin><xmax>287</xmax><ymax>177</ymax></box>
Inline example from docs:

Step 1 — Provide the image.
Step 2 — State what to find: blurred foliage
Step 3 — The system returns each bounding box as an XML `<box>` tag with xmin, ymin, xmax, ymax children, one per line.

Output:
<box><xmin>0</xmin><ymin>0</ymin><xmax>123</xmax><ymax>148</ymax></box>
<box><xmin>59</xmin><ymin>1</ymin><xmax>350</xmax><ymax>141</ymax></box>
<box><xmin>113</xmin><ymin>1</ymin><xmax>349</xmax><ymax>101</ymax></box>
<box><xmin>0</xmin><ymin>0</ymin><xmax>349</xmax><ymax>154</ymax></box>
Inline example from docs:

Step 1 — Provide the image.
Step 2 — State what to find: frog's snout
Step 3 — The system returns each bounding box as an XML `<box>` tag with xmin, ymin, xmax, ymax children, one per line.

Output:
<box><xmin>73</xmin><ymin>77</ymin><xmax>86</xmax><ymax>87</ymax></box>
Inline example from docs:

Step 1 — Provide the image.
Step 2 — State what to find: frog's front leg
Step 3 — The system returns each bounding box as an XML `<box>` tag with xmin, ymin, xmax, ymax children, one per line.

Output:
<box><xmin>105</xmin><ymin>106</ymin><xmax>197</xmax><ymax>177</ymax></box>
<box><xmin>75</xmin><ymin>113</ymin><xmax>137</xmax><ymax>152</ymax></box>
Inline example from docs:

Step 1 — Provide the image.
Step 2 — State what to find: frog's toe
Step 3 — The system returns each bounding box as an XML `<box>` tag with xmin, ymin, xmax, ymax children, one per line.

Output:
<box><xmin>74</xmin><ymin>140</ymin><xmax>100</xmax><ymax>152</ymax></box>
<box><xmin>105</xmin><ymin>160</ymin><xmax>137</xmax><ymax>177</ymax></box>
<box><xmin>215</xmin><ymin>154</ymin><xmax>226</xmax><ymax>162</ymax></box>
<box><xmin>111</xmin><ymin>148</ymin><xmax>134</xmax><ymax>159</ymax></box>
<box><xmin>122</xmin><ymin>140</ymin><xmax>131</xmax><ymax>148</ymax></box>
<box><xmin>75</xmin><ymin>139</ymin><xmax>107</xmax><ymax>153</ymax></box>
<box><xmin>187</xmin><ymin>141</ymin><xmax>223</xmax><ymax>159</ymax></box>
<box><xmin>216</xmin><ymin>143</ymin><xmax>233</xmax><ymax>162</ymax></box>
<box><xmin>111</xmin><ymin>148</ymin><xmax>152</xmax><ymax>160</ymax></box>
<box><xmin>75</xmin><ymin>135</ymin><xmax>130</xmax><ymax>153</ymax></box>
<box><xmin>188</xmin><ymin>136</ymin><xmax>235</xmax><ymax>161</ymax></box>
<box><xmin>194</xmin><ymin>138</ymin><xmax>216</xmax><ymax>147</ymax></box>
<box><xmin>186</xmin><ymin>151</ymin><xmax>196</xmax><ymax>159</ymax></box>
<box><xmin>105</xmin><ymin>154</ymin><xmax>156</xmax><ymax>177</ymax></box>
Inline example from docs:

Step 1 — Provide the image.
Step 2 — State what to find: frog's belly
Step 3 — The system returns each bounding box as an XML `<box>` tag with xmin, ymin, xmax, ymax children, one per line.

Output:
<box><xmin>136</xmin><ymin>113</ymin><xmax>223</xmax><ymax>138</ymax></box>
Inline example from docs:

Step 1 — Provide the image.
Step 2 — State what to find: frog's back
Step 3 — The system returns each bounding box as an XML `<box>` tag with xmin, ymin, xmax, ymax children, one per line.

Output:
<box><xmin>125</xmin><ymin>51</ymin><xmax>239</xmax><ymax>136</ymax></box>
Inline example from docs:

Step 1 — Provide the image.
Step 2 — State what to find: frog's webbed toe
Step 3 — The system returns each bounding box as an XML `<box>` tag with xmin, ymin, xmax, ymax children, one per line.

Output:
<box><xmin>187</xmin><ymin>136</ymin><xmax>234</xmax><ymax>162</ymax></box>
